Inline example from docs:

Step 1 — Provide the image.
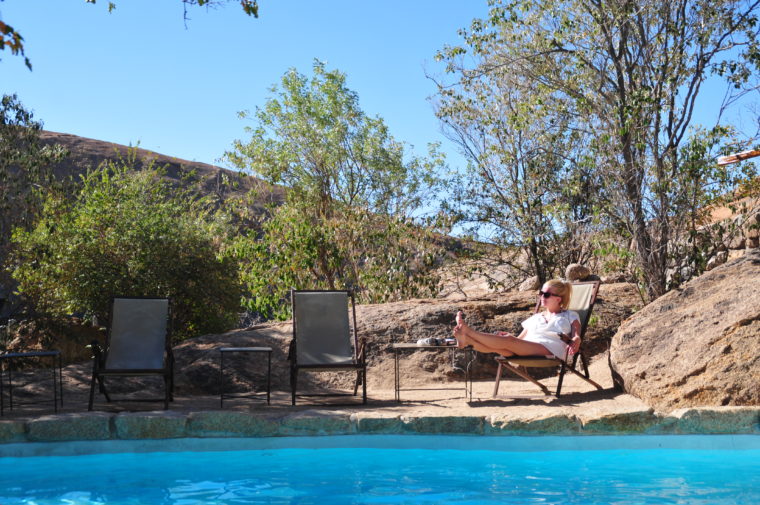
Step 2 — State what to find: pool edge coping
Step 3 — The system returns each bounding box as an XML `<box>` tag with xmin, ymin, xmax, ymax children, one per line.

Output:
<box><xmin>2</xmin><ymin>432</ymin><xmax>760</xmax><ymax>458</ymax></box>
<box><xmin>0</xmin><ymin>406</ymin><xmax>757</xmax><ymax>447</ymax></box>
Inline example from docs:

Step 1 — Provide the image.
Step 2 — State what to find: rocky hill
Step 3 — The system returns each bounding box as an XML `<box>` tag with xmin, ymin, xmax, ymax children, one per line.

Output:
<box><xmin>39</xmin><ymin>130</ymin><xmax>285</xmax><ymax>214</ymax></box>
<box><xmin>0</xmin><ymin>131</ymin><xmax>286</xmax><ymax>316</ymax></box>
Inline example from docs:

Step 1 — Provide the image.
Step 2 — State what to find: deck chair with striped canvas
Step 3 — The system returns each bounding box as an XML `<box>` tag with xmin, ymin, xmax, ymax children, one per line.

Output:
<box><xmin>289</xmin><ymin>290</ymin><xmax>366</xmax><ymax>405</ymax></box>
<box><xmin>88</xmin><ymin>297</ymin><xmax>173</xmax><ymax>410</ymax></box>
<box><xmin>493</xmin><ymin>280</ymin><xmax>603</xmax><ymax>397</ymax></box>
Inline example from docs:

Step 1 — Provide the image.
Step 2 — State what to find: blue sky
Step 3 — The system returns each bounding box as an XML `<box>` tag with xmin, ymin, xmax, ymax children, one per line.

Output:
<box><xmin>1</xmin><ymin>0</ymin><xmax>490</xmax><ymax>170</ymax></box>
<box><xmin>1</xmin><ymin>0</ymin><xmax>755</xmax><ymax>177</ymax></box>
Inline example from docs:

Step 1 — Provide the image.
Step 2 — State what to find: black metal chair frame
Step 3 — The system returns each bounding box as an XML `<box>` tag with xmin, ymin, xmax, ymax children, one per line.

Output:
<box><xmin>289</xmin><ymin>289</ymin><xmax>367</xmax><ymax>406</ymax></box>
<box><xmin>89</xmin><ymin>296</ymin><xmax>174</xmax><ymax>410</ymax></box>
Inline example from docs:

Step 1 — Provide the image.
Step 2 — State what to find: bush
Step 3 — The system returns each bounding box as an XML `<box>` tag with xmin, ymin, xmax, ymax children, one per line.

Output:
<box><xmin>231</xmin><ymin>201</ymin><xmax>443</xmax><ymax>320</ymax></box>
<box><xmin>8</xmin><ymin>159</ymin><xmax>241</xmax><ymax>339</ymax></box>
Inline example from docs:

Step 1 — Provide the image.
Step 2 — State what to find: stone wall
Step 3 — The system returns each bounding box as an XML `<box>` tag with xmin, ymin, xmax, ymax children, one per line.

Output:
<box><xmin>0</xmin><ymin>407</ymin><xmax>758</xmax><ymax>445</ymax></box>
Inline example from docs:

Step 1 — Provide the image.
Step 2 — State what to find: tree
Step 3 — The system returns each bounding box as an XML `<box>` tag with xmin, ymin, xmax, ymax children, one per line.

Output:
<box><xmin>225</xmin><ymin>61</ymin><xmax>446</xmax><ymax>318</ymax></box>
<box><xmin>433</xmin><ymin>59</ymin><xmax>599</xmax><ymax>284</ymax></box>
<box><xmin>0</xmin><ymin>93</ymin><xmax>66</xmax><ymax>287</ymax></box>
<box><xmin>9</xmin><ymin>159</ymin><xmax>241</xmax><ymax>339</ymax></box>
<box><xmin>437</xmin><ymin>0</ymin><xmax>760</xmax><ymax>298</ymax></box>
<box><xmin>0</xmin><ymin>0</ymin><xmax>259</xmax><ymax>70</ymax></box>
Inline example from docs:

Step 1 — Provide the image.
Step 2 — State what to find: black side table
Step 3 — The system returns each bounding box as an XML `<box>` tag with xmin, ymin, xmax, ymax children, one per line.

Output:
<box><xmin>219</xmin><ymin>347</ymin><xmax>272</xmax><ymax>407</ymax></box>
<box><xmin>0</xmin><ymin>350</ymin><xmax>63</xmax><ymax>416</ymax></box>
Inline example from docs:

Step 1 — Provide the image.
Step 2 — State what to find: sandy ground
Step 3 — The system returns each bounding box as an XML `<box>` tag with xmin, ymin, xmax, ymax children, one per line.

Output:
<box><xmin>0</xmin><ymin>354</ymin><xmax>650</xmax><ymax>421</ymax></box>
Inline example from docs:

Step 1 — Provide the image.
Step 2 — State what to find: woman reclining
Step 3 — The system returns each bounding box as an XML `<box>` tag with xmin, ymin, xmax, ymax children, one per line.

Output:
<box><xmin>453</xmin><ymin>279</ymin><xmax>581</xmax><ymax>361</ymax></box>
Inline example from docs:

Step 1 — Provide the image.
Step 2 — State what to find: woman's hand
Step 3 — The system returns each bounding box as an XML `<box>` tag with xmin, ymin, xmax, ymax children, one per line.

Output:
<box><xmin>495</xmin><ymin>331</ymin><xmax>513</xmax><ymax>337</ymax></box>
<box><xmin>569</xmin><ymin>336</ymin><xmax>581</xmax><ymax>354</ymax></box>
<box><xmin>568</xmin><ymin>319</ymin><xmax>582</xmax><ymax>354</ymax></box>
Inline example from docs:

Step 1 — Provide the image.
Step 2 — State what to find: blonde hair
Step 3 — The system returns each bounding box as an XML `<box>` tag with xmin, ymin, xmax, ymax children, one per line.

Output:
<box><xmin>544</xmin><ymin>279</ymin><xmax>572</xmax><ymax>309</ymax></box>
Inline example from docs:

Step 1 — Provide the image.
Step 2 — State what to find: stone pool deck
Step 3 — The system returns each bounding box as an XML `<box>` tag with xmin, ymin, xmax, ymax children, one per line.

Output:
<box><xmin>1</xmin><ymin>359</ymin><xmax>758</xmax><ymax>444</ymax></box>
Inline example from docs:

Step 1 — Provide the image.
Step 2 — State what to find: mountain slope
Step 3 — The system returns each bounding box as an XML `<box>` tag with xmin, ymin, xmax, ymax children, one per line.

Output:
<box><xmin>39</xmin><ymin>130</ymin><xmax>285</xmax><ymax>211</ymax></box>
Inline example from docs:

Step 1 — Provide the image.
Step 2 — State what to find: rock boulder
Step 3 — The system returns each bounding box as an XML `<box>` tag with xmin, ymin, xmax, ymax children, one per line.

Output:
<box><xmin>609</xmin><ymin>249</ymin><xmax>760</xmax><ymax>411</ymax></box>
<box><xmin>518</xmin><ymin>276</ymin><xmax>540</xmax><ymax>291</ymax></box>
<box><xmin>565</xmin><ymin>263</ymin><xmax>591</xmax><ymax>281</ymax></box>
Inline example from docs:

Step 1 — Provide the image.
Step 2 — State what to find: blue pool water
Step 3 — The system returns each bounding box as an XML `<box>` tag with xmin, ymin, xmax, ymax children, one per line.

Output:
<box><xmin>0</xmin><ymin>435</ymin><xmax>758</xmax><ymax>504</ymax></box>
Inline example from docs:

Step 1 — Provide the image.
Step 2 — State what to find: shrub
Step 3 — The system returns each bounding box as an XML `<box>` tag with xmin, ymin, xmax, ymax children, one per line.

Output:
<box><xmin>9</xmin><ymin>159</ymin><xmax>241</xmax><ymax>339</ymax></box>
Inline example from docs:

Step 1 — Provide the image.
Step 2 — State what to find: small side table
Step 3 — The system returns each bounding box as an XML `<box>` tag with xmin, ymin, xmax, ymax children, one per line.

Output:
<box><xmin>0</xmin><ymin>350</ymin><xmax>63</xmax><ymax>416</ymax></box>
<box><xmin>219</xmin><ymin>347</ymin><xmax>272</xmax><ymax>407</ymax></box>
<box><xmin>390</xmin><ymin>343</ymin><xmax>474</xmax><ymax>402</ymax></box>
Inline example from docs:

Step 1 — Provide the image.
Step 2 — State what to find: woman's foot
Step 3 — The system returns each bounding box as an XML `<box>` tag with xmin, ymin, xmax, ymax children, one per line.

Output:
<box><xmin>453</xmin><ymin>311</ymin><xmax>469</xmax><ymax>348</ymax></box>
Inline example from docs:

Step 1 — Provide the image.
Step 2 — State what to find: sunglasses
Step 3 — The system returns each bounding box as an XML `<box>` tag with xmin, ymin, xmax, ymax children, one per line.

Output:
<box><xmin>538</xmin><ymin>290</ymin><xmax>561</xmax><ymax>299</ymax></box>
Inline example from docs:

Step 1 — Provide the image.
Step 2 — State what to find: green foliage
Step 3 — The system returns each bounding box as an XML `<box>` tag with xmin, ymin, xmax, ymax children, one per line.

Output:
<box><xmin>226</xmin><ymin>61</ymin><xmax>435</xmax><ymax>217</ymax></box>
<box><xmin>230</xmin><ymin>202</ymin><xmax>443</xmax><ymax>320</ymax></box>
<box><xmin>434</xmin><ymin>30</ymin><xmax>601</xmax><ymax>283</ymax></box>
<box><xmin>0</xmin><ymin>19</ymin><xmax>31</xmax><ymax>69</ymax></box>
<box><xmin>0</xmin><ymin>93</ymin><xmax>67</xmax><ymax>286</ymax></box>
<box><xmin>436</xmin><ymin>0</ymin><xmax>760</xmax><ymax>299</ymax></box>
<box><xmin>226</xmin><ymin>61</ymin><xmax>446</xmax><ymax>318</ymax></box>
<box><xmin>9</xmin><ymin>159</ymin><xmax>241</xmax><ymax>339</ymax></box>
<box><xmin>593</xmin><ymin>233</ymin><xmax>635</xmax><ymax>276</ymax></box>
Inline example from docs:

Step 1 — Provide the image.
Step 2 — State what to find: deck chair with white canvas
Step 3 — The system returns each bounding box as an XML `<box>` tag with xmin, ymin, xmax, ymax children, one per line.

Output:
<box><xmin>492</xmin><ymin>281</ymin><xmax>603</xmax><ymax>397</ymax></box>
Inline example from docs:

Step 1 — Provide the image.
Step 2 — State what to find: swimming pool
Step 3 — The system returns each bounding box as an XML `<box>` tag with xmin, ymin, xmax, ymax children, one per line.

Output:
<box><xmin>1</xmin><ymin>435</ymin><xmax>758</xmax><ymax>504</ymax></box>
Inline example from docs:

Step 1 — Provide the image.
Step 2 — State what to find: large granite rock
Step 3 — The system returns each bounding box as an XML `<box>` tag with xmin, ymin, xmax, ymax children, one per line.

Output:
<box><xmin>609</xmin><ymin>249</ymin><xmax>760</xmax><ymax>411</ymax></box>
<box><xmin>169</xmin><ymin>283</ymin><xmax>639</xmax><ymax>394</ymax></box>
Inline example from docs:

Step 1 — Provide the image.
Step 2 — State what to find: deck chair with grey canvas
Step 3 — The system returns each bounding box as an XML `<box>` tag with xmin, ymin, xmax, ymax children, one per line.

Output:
<box><xmin>289</xmin><ymin>290</ymin><xmax>366</xmax><ymax>405</ymax></box>
<box><xmin>493</xmin><ymin>281</ymin><xmax>603</xmax><ymax>397</ymax></box>
<box><xmin>89</xmin><ymin>297</ymin><xmax>173</xmax><ymax>410</ymax></box>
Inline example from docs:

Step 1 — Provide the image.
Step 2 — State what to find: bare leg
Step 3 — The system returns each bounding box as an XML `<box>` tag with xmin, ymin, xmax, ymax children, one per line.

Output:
<box><xmin>454</xmin><ymin>311</ymin><xmax>550</xmax><ymax>356</ymax></box>
<box><xmin>466</xmin><ymin>332</ymin><xmax>549</xmax><ymax>356</ymax></box>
